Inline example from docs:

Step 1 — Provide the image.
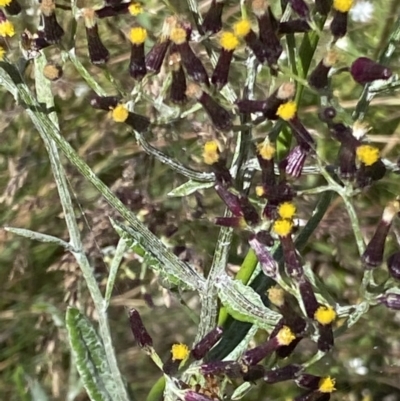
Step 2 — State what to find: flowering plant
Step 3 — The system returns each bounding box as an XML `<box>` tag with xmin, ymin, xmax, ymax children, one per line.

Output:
<box><xmin>1</xmin><ymin>0</ymin><xmax>400</xmax><ymax>400</ymax></box>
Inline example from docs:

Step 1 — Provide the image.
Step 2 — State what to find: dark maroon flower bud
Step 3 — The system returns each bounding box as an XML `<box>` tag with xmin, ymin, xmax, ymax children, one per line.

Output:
<box><xmin>40</xmin><ymin>0</ymin><xmax>64</xmax><ymax>44</ymax></box>
<box><xmin>239</xmin><ymin>195</ymin><xmax>260</xmax><ymax>226</ymax></box>
<box><xmin>350</xmin><ymin>57</ymin><xmax>392</xmax><ymax>85</ymax></box>
<box><xmin>170</xmin><ymin>26</ymin><xmax>209</xmax><ymax>86</ymax></box>
<box><xmin>215</xmin><ymin>184</ymin><xmax>243</xmax><ymax>216</ymax></box>
<box><xmin>186</xmin><ymin>83</ymin><xmax>232</xmax><ymax>131</ymax></box>
<box><xmin>233</xmin><ymin>18</ymin><xmax>270</xmax><ymax>64</ymax></box>
<box><xmin>90</xmin><ymin>95</ymin><xmax>121</xmax><ymax>110</ymax></box>
<box><xmin>95</xmin><ymin>3</ymin><xmax>131</xmax><ymax>18</ymax></box>
<box><xmin>296</xmin><ymin>374</ymin><xmax>321</xmax><ymax>389</ymax></box>
<box><xmin>315</xmin><ymin>0</ymin><xmax>332</xmax><ymax>15</ymax></box>
<box><xmin>249</xmin><ymin>236</ymin><xmax>278</xmax><ymax>278</ymax></box>
<box><xmin>212</xmin><ymin>31</ymin><xmax>239</xmax><ymax>89</ymax></box>
<box><xmin>387</xmin><ymin>252</ymin><xmax>400</xmax><ymax>280</ymax></box>
<box><xmin>255</xmin><ymin>230</ymin><xmax>274</xmax><ymax>247</ymax></box>
<box><xmin>241</xmin><ymin>325</ymin><xmax>296</xmax><ymax>366</ymax></box>
<box><xmin>299</xmin><ymin>278</ymin><xmax>319</xmax><ymax>318</ymax></box>
<box><xmin>378</xmin><ymin>292</ymin><xmax>400</xmax><ymax>310</ymax></box>
<box><xmin>308</xmin><ymin>51</ymin><xmax>337</xmax><ymax>90</ymax></box>
<box><xmin>337</xmin><ymin>144</ymin><xmax>356</xmax><ymax>179</ymax></box>
<box><xmin>168</xmin><ymin>52</ymin><xmax>187</xmax><ymax>104</ymax></box>
<box><xmin>3</xmin><ymin>0</ymin><xmax>21</xmax><ymax>15</ymax></box>
<box><xmin>236</xmin><ymin>99</ymin><xmax>269</xmax><ymax>114</ymax></box>
<box><xmin>129</xmin><ymin>308</ymin><xmax>153</xmax><ymax>348</ymax></box>
<box><xmin>361</xmin><ymin>201</ymin><xmax>400</xmax><ymax>268</ymax></box>
<box><xmin>257</xmin><ymin>141</ymin><xmax>277</xmax><ymax>187</ymax></box>
<box><xmin>20</xmin><ymin>30</ymin><xmax>51</xmax><ymax>58</ymax></box>
<box><xmin>191</xmin><ymin>327</ymin><xmax>223</xmax><ymax>360</ymax></box>
<box><xmin>128</xmin><ymin>26</ymin><xmax>147</xmax><ymax>80</ymax></box>
<box><xmin>83</xmin><ymin>8</ymin><xmax>109</xmax><ymax>65</ymax></box>
<box><xmin>288</xmin><ymin>0</ymin><xmax>310</xmax><ymax>19</ymax></box>
<box><xmin>185</xmin><ymin>391</ymin><xmax>215</xmax><ymax>401</ymax></box>
<box><xmin>264</xmin><ymin>364</ymin><xmax>302</xmax><ymax>383</ymax></box>
<box><xmin>356</xmin><ymin>159</ymin><xmax>386</xmax><ymax>188</ymax></box>
<box><xmin>318</xmin><ymin>106</ymin><xmax>336</xmax><ymax>123</ymax></box>
<box><xmin>243</xmin><ymin>365</ymin><xmax>266</xmax><ymax>382</ymax></box>
<box><xmin>280</xmin><ymin>145</ymin><xmax>309</xmax><ymax>179</ymax></box>
<box><xmin>145</xmin><ymin>16</ymin><xmax>176</xmax><ymax>74</ymax></box>
<box><xmin>202</xmin><ymin>0</ymin><xmax>224</xmax><ymax>34</ymax></box>
<box><xmin>317</xmin><ymin>324</ymin><xmax>334</xmax><ymax>352</ymax></box>
<box><xmin>200</xmin><ymin>360</ymin><xmax>243</xmax><ymax>378</ymax></box>
<box><xmin>295</xmin><ymin>375</ymin><xmax>336</xmax><ymax>401</ymax></box>
<box><xmin>251</xmin><ymin>0</ymin><xmax>282</xmax><ymax>68</ymax></box>
<box><xmin>330</xmin><ymin>9</ymin><xmax>349</xmax><ymax>40</ymax></box>
<box><xmin>278</xmin><ymin>19</ymin><xmax>311</xmax><ymax>34</ymax></box>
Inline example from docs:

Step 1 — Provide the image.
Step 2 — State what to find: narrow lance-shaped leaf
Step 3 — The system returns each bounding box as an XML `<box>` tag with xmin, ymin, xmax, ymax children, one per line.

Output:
<box><xmin>215</xmin><ymin>274</ymin><xmax>282</xmax><ymax>331</ymax></box>
<box><xmin>111</xmin><ymin>218</ymin><xmax>205</xmax><ymax>291</ymax></box>
<box><xmin>168</xmin><ymin>180</ymin><xmax>214</xmax><ymax>197</ymax></box>
<box><xmin>65</xmin><ymin>307</ymin><xmax>115</xmax><ymax>401</ymax></box>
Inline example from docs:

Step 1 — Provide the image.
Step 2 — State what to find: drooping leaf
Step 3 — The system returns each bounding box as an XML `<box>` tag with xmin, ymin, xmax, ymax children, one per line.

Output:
<box><xmin>111</xmin><ymin>218</ymin><xmax>205</xmax><ymax>291</ymax></box>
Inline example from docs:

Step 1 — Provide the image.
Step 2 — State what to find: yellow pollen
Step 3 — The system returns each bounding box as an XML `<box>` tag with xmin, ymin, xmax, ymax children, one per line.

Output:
<box><xmin>112</xmin><ymin>104</ymin><xmax>129</xmax><ymax>122</ymax></box>
<box><xmin>318</xmin><ymin>376</ymin><xmax>336</xmax><ymax>393</ymax></box>
<box><xmin>276</xmin><ymin>326</ymin><xmax>296</xmax><ymax>346</ymax></box>
<box><xmin>267</xmin><ymin>286</ymin><xmax>285</xmax><ymax>307</ymax></box>
<box><xmin>356</xmin><ymin>145</ymin><xmax>380</xmax><ymax>166</ymax></box>
<box><xmin>257</xmin><ymin>142</ymin><xmax>276</xmax><ymax>160</ymax></box>
<box><xmin>0</xmin><ymin>0</ymin><xmax>11</xmax><ymax>5</ymax></box>
<box><xmin>314</xmin><ymin>305</ymin><xmax>336</xmax><ymax>325</ymax></box>
<box><xmin>333</xmin><ymin>0</ymin><xmax>353</xmax><ymax>12</ymax></box>
<box><xmin>276</xmin><ymin>101</ymin><xmax>297</xmax><ymax>121</ymax></box>
<box><xmin>203</xmin><ymin>141</ymin><xmax>220</xmax><ymax>165</ymax></box>
<box><xmin>255</xmin><ymin>185</ymin><xmax>265</xmax><ymax>197</ymax></box>
<box><xmin>220</xmin><ymin>31</ymin><xmax>239</xmax><ymax>51</ymax></box>
<box><xmin>272</xmin><ymin>219</ymin><xmax>293</xmax><ymax>237</ymax></box>
<box><xmin>233</xmin><ymin>19</ymin><xmax>251</xmax><ymax>38</ymax></box>
<box><xmin>129</xmin><ymin>3</ymin><xmax>143</xmax><ymax>16</ymax></box>
<box><xmin>171</xmin><ymin>343</ymin><xmax>190</xmax><ymax>361</ymax></box>
<box><xmin>277</xmin><ymin>202</ymin><xmax>296</xmax><ymax>220</ymax></box>
<box><xmin>170</xmin><ymin>27</ymin><xmax>187</xmax><ymax>45</ymax></box>
<box><xmin>129</xmin><ymin>27</ymin><xmax>147</xmax><ymax>45</ymax></box>
<box><xmin>0</xmin><ymin>20</ymin><xmax>15</xmax><ymax>37</ymax></box>
<box><xmin>0</xmin><ymin>45</ymin><xmax>5</xmax><ymax>61</ymax></box>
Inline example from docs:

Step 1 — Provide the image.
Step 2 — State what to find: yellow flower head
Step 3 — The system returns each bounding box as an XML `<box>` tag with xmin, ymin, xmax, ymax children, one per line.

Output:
<box><xmin>129</xmin><ymin>27</ymin><xmax>147</xmax><ymax>45</ymax></box>
<box><xmin>267</xmin><ymin>286</ymin><xmax>285</xmax><ymax>307</ymax></box>
<box><xmin>314</xmin><ymin>305</ymin><xmax>336</xmax><ymax>325</ymax></box>
<box><xmin>112</xmin><ymin>104</ymin><xmax>129</xmax><ymax>122</ymax></box>
<box><xmin>277</xmin><ymin>202</ymin><xmax>296</xmax><ymax>220</ymax></box>
<box><xmin>233</xmin><ymin>19</ymin><xmax>251</xmax><ymax>38</ymax></box>
<box><xmin>0</xmin><ymin>45</ymin><xmax>5</xmax><ymax>61</ymax></box>
<box><xmin>0</xmin><ymin>0</ymin><xmax>12</xmax><ymax>5</ymax></box>
<box><xmin>276</xmin><ymin>101</ymin><xmax>297</xmax><ymax>121</ymax></box>
<box><xmin>257</xmin><ymin>142</ymin><xmax>275</xmax><ymax>160</ymax></box>
<box><xmin>333</xmin><ymin>0</ymin><xmax>353</xmax><ymax>13</ymax></box>
<box><xmin>272</xmin><ymin>219</ymin><xmax>293</xmax><ymax>237</ymax></box>
<box><xmin>129</xmin><ymin>2</ymin><xmax>143</xmax><ymax>16</ymax></box>
<box><xmin>170</xmin><ymin>27</ymin><xmax>187</xmax><ymax>45</ymax></box>
<box><xmin>220</xmin><ymin>31</ymin><xmax>239</xmax><ymax>51</ymax></box>
<box><xmin>276</xmin><ymin>326</ymin><xmax>296</xmax><ymax>346</ymax></box>
<box><xmin>203</xmin><ymin>140</ymin><xmax>220</xmax><ymax>165</ymax></box>
<box><xmin>255</xmin><ymin>185</ymin><xmax>265</xmax><ymax>197</ymax></box>
<box><xmin>318</xmin><ymin>376</ymin><xmax>336</xmax><ymax>393</ymax></box>
<box><xmin>0</xmin><ymin>20</ymin><xmax>15</xmax><ymax>38</ymax></box>
<box><xmin>356</xmin><ymin>144</ymin><xmax>380</xmax><ymax>166</ymax></box>
<box><xmin>171</xmin><ymin>343</ymin><xmax>190</xmax><ymax>361</ymax></box>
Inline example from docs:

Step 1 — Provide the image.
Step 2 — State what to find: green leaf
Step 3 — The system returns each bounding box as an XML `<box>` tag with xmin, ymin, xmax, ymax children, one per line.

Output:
<box><xmin>66</xmin><ymin>307</ymin><xmax>116</xmax><ymax>401</ymax></box>
<box><xmin>167</xmin><ymin>180</ymin><xmax>214</xmax><ymax>197</ymax></box>
<box><xmin>111</xmin><ymin>218</ymin><xmax>205</xmax><ymax>291</ymax></box>
<box><xmin>215</xmin><ymin>274</ymin><xmax>282</xmax><ymax>332</ymax></box>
